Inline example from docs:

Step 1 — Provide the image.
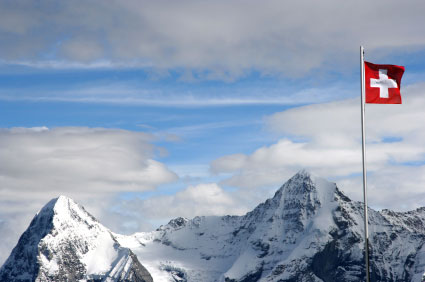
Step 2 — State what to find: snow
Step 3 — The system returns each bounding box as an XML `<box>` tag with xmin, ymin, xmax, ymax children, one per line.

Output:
<box><xmin>223</xmin><ymin>247</ymin><xmax>260</xmax><ymax>280</ymax></box>
<box><xmin>39</xmin><ymin>253</ymin><xmax>59</xmax><ymax>275</ymax></box>
<box><xmin>117</xmin><ymin>171</ymin><xmax>425</xmax><ymax>281</ymax></box>
<box><xmin>0</xmin><ymin>195</ymin><xmax>141</xmax><ymax>281</ymax></box>
<box><xmin>310</xmin><ymin>175</ymin><xmax>338</xmax><ymax>231</ymax></box>
<box><xmin>115</xmin><ymin>171</ymin><xmax>341</xmax><ymax>281</ymax></box>
<box><xmin>82</xmin><ymin>231</ymin><xmax>118</xmax><ymax>275</ymax></box>
<box><xmin>409</xmin><ymin>241</ymin><xmax>425</xmax><ymax>281</ymax></box>
<box><xmin>106</xmin><ymin>250</ymin><xmax>133</xmax><ymax>281</ymax></box>
<box><xmin>2</xmin><ymin>170</ymin><xmax>425</xmax><ymax>282</ymax></box>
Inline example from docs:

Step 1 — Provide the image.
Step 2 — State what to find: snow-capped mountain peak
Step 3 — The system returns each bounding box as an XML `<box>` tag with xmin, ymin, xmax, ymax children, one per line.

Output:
<box><xmin>274</xmin><ymin>170</ymin><xmax>336</xmax><ymax>205</ymax></box>
<box><xmin>247</xmin><ymin>170</ymin><xmax>338</xmax><ymax>236</ymax></box>
<box><xmin>2</xmin><ymin>172</ymin><xmax>425</xmax><ymax>282</ymax></box>
<box><xmin>35</xmin><ymin>195</ymin><xmax>99</xmax><ymax>234</ymax></box>
<box><xmin>49</xmin><ymin>195</ymin><xmax>97</xmax><ymax>222</ymax></box>
<box><xmin>0</xmin><ymin>195</ymin><xmax>153</xmax><ymax>282</ymax></box>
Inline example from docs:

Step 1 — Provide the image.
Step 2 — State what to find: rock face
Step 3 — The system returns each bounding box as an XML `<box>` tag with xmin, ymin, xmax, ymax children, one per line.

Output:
<box><xmin>0</xmin><ymin>196</ymin><xmax>153</xmax><ymax>282</ymax></box>
<box><xmin>2</xmin><ymin>171</ymin><xmax>425</xmax><ymax>282</ymax></box>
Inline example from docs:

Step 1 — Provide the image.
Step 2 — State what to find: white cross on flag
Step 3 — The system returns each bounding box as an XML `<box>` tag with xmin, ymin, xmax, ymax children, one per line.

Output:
<box><xmin>365</xmin><ymin>61</ymin><xmax>405</xmax><ymax>104</ymax></box>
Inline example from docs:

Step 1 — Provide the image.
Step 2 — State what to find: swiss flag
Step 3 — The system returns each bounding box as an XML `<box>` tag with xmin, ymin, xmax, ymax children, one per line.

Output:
<box><xmin>365</xmin><ymin>61</ymin><xmax>405</xmax><ymax>104</ymax></box>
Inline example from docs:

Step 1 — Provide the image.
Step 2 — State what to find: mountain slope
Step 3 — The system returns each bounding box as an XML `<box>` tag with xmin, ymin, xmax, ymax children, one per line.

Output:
<box><xmin>2</xmin><ymin>171</ymin><xmax>425</xmax><ymax>282</ymax></box>
<box><xmin>118</xmin><ymin>171</ymin><xmax>425</xmax><ymax>282</ymax></box>
<box><xmin>0</xmin><ymin>196</ymin><xmax>153</xmax><ymax>282</ymax></box>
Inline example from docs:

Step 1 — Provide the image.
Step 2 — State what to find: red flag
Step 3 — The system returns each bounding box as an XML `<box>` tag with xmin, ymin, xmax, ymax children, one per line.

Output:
<box><xmin>364</xmin><ymin>61</ymin><xmax>405</xmax><ymax>104</ymax></box>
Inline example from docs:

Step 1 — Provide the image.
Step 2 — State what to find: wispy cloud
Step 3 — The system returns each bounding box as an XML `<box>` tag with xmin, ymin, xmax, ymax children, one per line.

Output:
<box><xmin>1</xmin><ymin>59</ymin><xmax>117</xmax><ymax>69</ymax></box>
<box><xmin>0</xmin><ymin>82</ymin><xmax>355</xmax><ymax>107</ymax></box>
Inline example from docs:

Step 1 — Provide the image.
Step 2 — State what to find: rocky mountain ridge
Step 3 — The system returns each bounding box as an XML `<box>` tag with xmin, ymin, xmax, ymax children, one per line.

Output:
<box><xmin>1</xmin><ymin>170</ymin><xmax>425</xmax><ymax>281</ymax></box>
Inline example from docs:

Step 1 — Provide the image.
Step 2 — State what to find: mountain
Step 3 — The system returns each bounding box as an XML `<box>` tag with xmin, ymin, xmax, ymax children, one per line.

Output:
<box><xmin>1</xmin><ymin>171</ymin><xmax>425</xmax><ymax>281</ymax></box>
<box><xmin>0</xmin><ymin>196</ymin><xmax>153</xmax><ymax>282</ymax></box>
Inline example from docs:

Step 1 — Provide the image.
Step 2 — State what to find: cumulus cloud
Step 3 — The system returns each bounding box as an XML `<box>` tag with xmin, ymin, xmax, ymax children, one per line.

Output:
<box><xmin>97</xmin><ymin>182</ymin><xmax>255</xmax><ymax>238</ymax></box>
<box><xmin>0</xmin><ymin>126</ymin><xmax>177</xmax><ymax>264</ymax></box>
<box><xmin>1</xmin><ymin>0</ymin><xmax>425</xmax><ymax>77</ymax></box>
<box><xmin>211</xmin><ymin>82</ymin><xmax>425</xmax><ymax>211</ymax></box>
<box><xmin>122</xmin><ymin>183</ymin><xmax>248</xmax><ymax>220</ymax></box>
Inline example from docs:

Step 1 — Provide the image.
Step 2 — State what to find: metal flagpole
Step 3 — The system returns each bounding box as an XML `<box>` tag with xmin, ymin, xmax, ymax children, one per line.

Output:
<box><xmin>360</xmin><ymin>45</ymin><xmax>370</xmax><ymax>282</ymax></box>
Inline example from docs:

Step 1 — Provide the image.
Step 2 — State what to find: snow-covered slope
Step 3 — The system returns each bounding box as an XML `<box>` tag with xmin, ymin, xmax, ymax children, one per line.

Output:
<box><xmin>118</xmin><ymin>170</ymin><xmax>425</xmax><ymax>282</ymax></box>
<box><xmin>0</xmin><ymin>196</ymin><xmax>153</xmax><ymax>282</ymax></box>
<box><xmin>2</xmin><ymin>171</ymin><xmax>425</xmax><ymax>282</ymax></box>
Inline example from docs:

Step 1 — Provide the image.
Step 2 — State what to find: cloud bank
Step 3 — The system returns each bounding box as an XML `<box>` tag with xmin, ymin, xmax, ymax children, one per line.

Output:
<box><xmin>1</xmin><ymin>0</ymin><xmax>425</xmax><ymax>77</ymax></box>
<box><xmin>121</xmin><ymin>183</ymin><xmax>248</xmax><ymax>220</ymax></box>
<box><xmin>0</xmin><ymin>127</ymin><xmax>177</xmax><ymax>197</ymax></box>
<box><xmin>0</xmin><ymin>126</ymin><xmax>177</xmax><ymax>264</ymax></box>
<box><xmin>211</xmin><ymin>83</ymin><xmax>425</xmax><ymax>210</ymax></box>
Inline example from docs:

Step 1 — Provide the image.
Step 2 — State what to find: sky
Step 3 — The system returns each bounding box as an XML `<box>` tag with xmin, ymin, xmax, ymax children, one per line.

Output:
<box><xmin>1</xmin><ymin>0</ymin><xmax>425</xmax><ymax>265</ymax></box>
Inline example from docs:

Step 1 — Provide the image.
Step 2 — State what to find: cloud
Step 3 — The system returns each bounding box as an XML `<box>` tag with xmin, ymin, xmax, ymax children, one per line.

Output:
<box><xmin>60</xmin><ymin>38</ymin><xmax>104</xmax><ymax>62</ymax></box>
<box><xmin>0</xmin><ymin>126</ymin><xmax>177</xmax><ymax>264</ymax></box>
<box><xmin>336</xmin><ymin>166</ymin><xmax>425</xmax><ymax>211</ymax></box>
<box><xmin>89</xmin><ymin>181</ymin><xmax>268</xmax><ymax>245</ymax></box>
<box><xmin>0</xmin><ymin>81</ymin><xmax>354</xmax><ymax>106</ymax></box>
<box><xmin>1</xmin><ymin>0</ymin><xmax>425</xmax><ymax>77</ymax></box>
<box><xmin>117</xmin><ymin>183</ymin><xmax>249</xmax><ymax>222</ymax></box>
<box><xmin>0</xmin><ymin>127</ymin><xmax>177</xmax><ymax>196</ymax></box>
<box><xmin>211</xmin><ymin>82</ymin><xmax>425</xmax><ymax>211</ymax></box>
<box><xmin>266</xmin><ymin>84</ymin><xmax>425</xmax><ymax>143</ymax></box>
<box><xmin>86</xmin><ymin>181</ymin><xmax>257</xmax><ymax>239</ymax></box>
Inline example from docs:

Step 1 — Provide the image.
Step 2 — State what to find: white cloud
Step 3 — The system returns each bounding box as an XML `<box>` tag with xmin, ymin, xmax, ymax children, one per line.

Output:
<box><xmin>1</xmin><ymin>0</ymin><xmax>425</xmax><ymax>77</ymax></box>
<box><xmin>267</xmin><ymin>83</ymin><xmax>425</xmax><ymax>143</ymax></box>
<box><xmin>0</xmin><ymin>127</ymin><xmax>177</xmax><ymax>196</ymax></box>
<box><xmin>0</xmin><ymin>82</ymin><xmax>354</xmax><ymax>106</ymax></box>
<box><xmin>0</xmin><ymin>126</ymin><xmax>177</xmax><ymax>264</ymax></box>
<box><xmin>123</xmin><ymin>183</ymin><xmax>248</xmax><ymax>220</ymax></box>
<box><xmin>211</xmin><ymin>82</ymin><xmax>425</xmax><ymax>211</ymax></box>
<box><xmin>99</xmin><ymin>182</ymin><xmax>254</xmax><ymax>237</ymax></box>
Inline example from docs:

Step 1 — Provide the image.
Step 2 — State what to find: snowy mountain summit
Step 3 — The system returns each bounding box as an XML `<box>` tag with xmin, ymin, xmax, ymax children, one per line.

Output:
<box><xmin>0</xmin><ymin>196</ymin><xmax>153</xmax><ymax>282</ymax></box>
<box><xmin>2</xmin><ymin>171</ymin><xmax>425</xmax><ymax>282</ymax></box>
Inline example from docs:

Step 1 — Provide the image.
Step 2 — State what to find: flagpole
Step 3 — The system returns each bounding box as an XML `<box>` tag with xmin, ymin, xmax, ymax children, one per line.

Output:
<box><xmin>360</xmin><ymin>45</ymin><xmax>370</xmax><ymax>282</ymax></box>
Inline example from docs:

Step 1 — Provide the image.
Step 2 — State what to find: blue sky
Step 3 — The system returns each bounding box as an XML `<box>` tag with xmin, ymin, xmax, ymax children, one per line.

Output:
<box><xmin>1</xmin><ymin>0</ymin><xmax>425</xmax><ymax>265</ymax></box>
